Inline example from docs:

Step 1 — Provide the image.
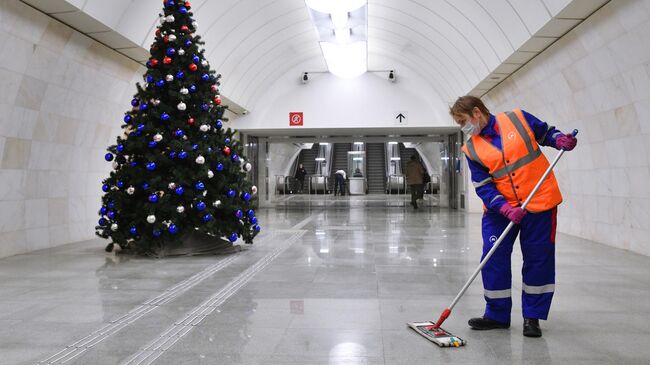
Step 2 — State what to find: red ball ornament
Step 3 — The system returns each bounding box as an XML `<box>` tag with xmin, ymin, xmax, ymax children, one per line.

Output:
<box><xmin>155</xmin><ymin>28</ymin><xmax>161</xmax><ymax>37</ymax></box>
<box><xmin>185</xmin><ymin>1</ymin><xmax>192</xmax><ymax>8</ymax></box>
<box><xmin>187</xmin><ymin>117</ymin><xmax>195</xmax><ymax>126</ymax></box>
<box><xmin>163</xmin><ymin>56</ymin><xmax>172</xmax><ymax>65</ymax></box>
<box><xmin>222</xmin><ymin>146</ymin><xmax>231</xmax><ymax>156</ymax></box>
<box><xmin>180</xmin><ymin>25</ymin><xmax>189</xmax><ymax>32</ymax></box>
<box><xmin>149</xmin><ymin>58</ymin><xmax>159</xmax><ymax>67</ymax></box>
<box><xmin>164</xmin><ymin>36</ymin><xmax>169</xmax><ymax>43</ymax></box>
<box><xmin>188</xmin><ymin>63</ymin><xmax>198</xmax><ymax>72</ymax></box>
<box><xmin>214</xmin><ymin>96</ymin><xmax>222</xmax><ymax>105</ymax></box>
<box><xmin>211</xmin><ymin>84</ymin><xmax>218</xmax><ymax>92</ymax></box>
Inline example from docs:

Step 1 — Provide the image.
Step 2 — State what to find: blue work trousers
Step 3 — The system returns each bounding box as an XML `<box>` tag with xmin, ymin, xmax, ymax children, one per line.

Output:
<box><xmin>481</xmin><ymin>207</ymin><xmax>557</xmax><ymax>324</ymax></box>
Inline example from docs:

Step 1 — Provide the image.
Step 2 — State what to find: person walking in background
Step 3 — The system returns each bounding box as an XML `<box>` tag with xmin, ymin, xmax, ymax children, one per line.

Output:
<box><xmin>295</xmin><ymin>163</ymin><xmax>307</xmax><ymax>193</ymax></box>
<box><xmin>405</xmin><ymin>154</ymin><xmax>425</xmax><ymax>209</ymax></box>
<box><xmin>334</xmin><ymin>169</ymin><xmax>346</xmax><ymax>196</ymax></box>
<box><xmin>449</xmin><ymin>95</ymin><xmax>577</xmax><ymax>338</ymax></box>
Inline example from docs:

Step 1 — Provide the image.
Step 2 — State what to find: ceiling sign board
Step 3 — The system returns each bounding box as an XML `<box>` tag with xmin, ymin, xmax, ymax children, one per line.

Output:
<box><xmin>394</xmin><ymin>111</ymin><xmax>408</xmax><ymax>125</ymax></box>
<box><xmin>289</xmin><ymin>112</ymin><xmax>303</xmax><ymax>127</ymax></box>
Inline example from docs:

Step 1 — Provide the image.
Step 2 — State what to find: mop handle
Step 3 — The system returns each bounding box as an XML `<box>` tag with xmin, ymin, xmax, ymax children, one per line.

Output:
<box><xmin>446</xmin><ymin>128</ymin><xmax>579</xmax><ymax>312</ymax></box>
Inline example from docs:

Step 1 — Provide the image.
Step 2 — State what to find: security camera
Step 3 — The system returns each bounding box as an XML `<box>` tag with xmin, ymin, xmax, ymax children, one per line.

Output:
<box><xmin>301</xmin><ymin>72</ymin><xmax>309</xmax><ymax>84</ymax></box>
<box><xmin>388</xmin><ymin>70</ymin><xmax>396</xmax><ymax>83</ymax></box>
<box><xmin>242</xmin><ymin>110</ymin><xmax>248</xmax><ymax>115</ymax></box>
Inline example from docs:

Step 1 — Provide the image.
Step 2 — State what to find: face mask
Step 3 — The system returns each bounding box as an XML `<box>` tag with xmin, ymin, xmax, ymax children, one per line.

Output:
<box><xmin>461</xmin><ymin>120</ymin><xmax>480</xmax><ymax>138</ymax></box>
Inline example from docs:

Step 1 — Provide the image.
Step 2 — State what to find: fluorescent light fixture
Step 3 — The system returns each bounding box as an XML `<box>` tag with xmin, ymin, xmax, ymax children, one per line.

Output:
<box><xmin>388</xmin><ymin>141</ymin><xmax>398</xmax><ymax>145</ymax></box>
<box><xmin>319</xmin><ymin>142</ymin><xmax>330</xmax><ymax>145</ymax></box>
<box><xmin>353</xmin><ymin>157</ymin><xmax>363</xmax><ymax>161</ymax></box>
<box><xmin>390</xmin><ymin>157</ymin><xmax>401</xmax><ymax>161</ymax></box>
<box><xmin>320</xmin><ymin>41</ymin><xmax>367</xmax><ymax>78</ymax></box>
<box><xmin>354</xmin><ymin>142</ymin><xmax>364</xmax><ymax>145</ymax></box>
<box><xmin>305</xmin><ymin>0</ymin><xmax>366</xmax><ymax>14</ymax></box>
<box><xmin>315</xmin><ymin>157</ymin><xmax>326</xmax><ymax>161</ymax></box>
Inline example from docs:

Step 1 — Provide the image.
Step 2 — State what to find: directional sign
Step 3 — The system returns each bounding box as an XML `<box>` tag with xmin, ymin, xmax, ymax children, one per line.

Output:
<box><xmin>394</xmin><ymin>111</ymin><xmax>408</xmax><ymax>125</ymax></box>
<box><xmin>289</xmin><ymin>112</ymin><xmax>303</xmax><ymax>127</ymax></box>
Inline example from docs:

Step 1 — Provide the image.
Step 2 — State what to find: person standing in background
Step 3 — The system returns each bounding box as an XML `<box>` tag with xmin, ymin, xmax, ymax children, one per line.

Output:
<box><xmin>295</xmin><ymin>163</ymin><xmax>307</xmax><ymax>193</ymax></box>
<box><xmin>405</xmin><ymin>154</ymin><xmax>425</xmax><ymax>209</ymax></box>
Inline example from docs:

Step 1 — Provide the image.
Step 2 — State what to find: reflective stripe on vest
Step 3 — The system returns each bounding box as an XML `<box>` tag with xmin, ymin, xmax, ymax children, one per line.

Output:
<box><xmin>462</xmin><ymin>109</ymin><xmax>562</xmax><ymax>212</ymax></box>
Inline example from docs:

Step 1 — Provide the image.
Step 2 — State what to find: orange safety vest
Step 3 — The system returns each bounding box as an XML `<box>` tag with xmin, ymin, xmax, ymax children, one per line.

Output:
<box><xmin>462</xmin><ymin>109</ymin><xmax>562</xmax><ymax>212</ymax></box>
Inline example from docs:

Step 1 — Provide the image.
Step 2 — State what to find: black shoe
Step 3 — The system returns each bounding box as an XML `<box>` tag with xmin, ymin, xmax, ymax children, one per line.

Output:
<box><xmin>410</xmin><ymin>202</ymin><xmax>418</xmax><ymax>209</ymax></box>
<box><xmin>468</xmin><ymin>316</ymin><xmax>510</xmax><ymax>330</ymax></box>
<box><xmin>523</xmin><ymin>318</ymin><xmax>542</xmax><ymax>337</ymax></box>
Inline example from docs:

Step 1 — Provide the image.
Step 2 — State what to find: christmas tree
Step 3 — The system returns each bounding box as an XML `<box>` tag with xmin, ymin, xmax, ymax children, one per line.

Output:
<box><xmin>95</xmin><ymin>0</ymin><xmax>260</xmax><ymax>255</ymax></box>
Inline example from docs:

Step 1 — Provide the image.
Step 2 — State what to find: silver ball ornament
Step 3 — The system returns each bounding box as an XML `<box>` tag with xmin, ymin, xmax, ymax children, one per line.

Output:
<box><xmin>153</xmin><ymin>99</ymin><xmax>161</xmax><ymax>106</ymax></box>
<box><xmin>168</xmin><ymin>34</ymin><xmax>177</xmax><ymax>42</ymax></box>
<box><xmin>201</xmin><ymin>60</ymin><xmax>208</xmax><ymax>67</ymax></box>
<box><xmin>112</xmin><ymin>161</ymin><xmax>119</xmax><ymax>169</ymax></box>
<box><xmin>180</xmin><ymin>87</ymin><xmax>189</xmax><ymax>95</ymax></box>
<box><xmin>111</xmin><ymin>223</ymin><xmax>118</xmax><ymax>231</ymax></box>
<box><xmin>251</xmin><ymin>186</ymin><xmax>258</xmax><ymax>195</ymax></box>
<box><xmin>168</xmin><ymin>182</ymin><xmax>176</xmax><ymax>189</ymax></box>
<box><xmin>199</xmin><ymin>124</ymin><xmax>209</xmax><ymax>132</ymax></box>
<box><xmin>213</xmin><ymin>200</ymin><xmax>221</xmax><ymax>207</ymax></box>
<box><xmin>153</xmin><ymin>133</ymin><xmax>163</xmax><ymax>142</ymax></box>
<box><xmin>178</xmin><ymin>49</ymin><xmax>185</xmax><ymax>55</ymax></box>
<box><xmin>177</xmin><ymin>102</ymin><xmax>186</xmax><ymax>111</ymax></box>
<box><xmin>166</xmin><ymin>15</ymin><xmax>175</xmax><ymax>22</ymax></box>
<box><xmin>207</xmin><ymin>170</ymin><xmax>214</xmax><ymax>178</ymax></box>
<box><xmin>192</xmin><ymin>21</ymin><xmax>198</xmax><ymax>28</ymax></box>
<box><xmin>244</xmin><ymin>163</ymin><xmax>252</xmax><ymax>172</ymax></box>
<box><xmin>176</xmin><ymin>206</ymin><xmax>185</xmax><ymax>213</ymax></box>
<box><xmin>195</xmin><ymin>155</ymin><xmax>205</xmax><ymax>164</ymax></box>
<box><xmin>147</xmin><ymin>215</ymin><xmax>156</xmax><ymax>224</ymax></box>
<box><xmin>127</xmin><ymin>186</ymin><xmax>135</xmax><ymax>195</ymax></box>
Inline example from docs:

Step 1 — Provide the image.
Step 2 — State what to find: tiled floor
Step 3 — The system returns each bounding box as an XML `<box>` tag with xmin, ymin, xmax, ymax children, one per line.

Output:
<box><xmin>1</xmin><ymin>196</ymin><xmax>649</xmax><ymax>364</ymax></box>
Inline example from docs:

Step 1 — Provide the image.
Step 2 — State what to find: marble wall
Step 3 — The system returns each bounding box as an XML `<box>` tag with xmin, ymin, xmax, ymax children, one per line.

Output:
<box><xmin>478</xmin><ymin>0</ymin><xmax>650</xmax><ymax>256</ymax></box>
<box><xmin>0</xmin><ymin>0</ymin><xmax>144</xmax><ymax>258</ymax></box>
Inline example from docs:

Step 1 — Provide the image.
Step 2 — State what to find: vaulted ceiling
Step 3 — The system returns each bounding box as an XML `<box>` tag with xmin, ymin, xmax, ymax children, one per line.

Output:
<box><xmin>21</xmin><ymin>0</ymin><xmax>609</xmax><ymax>113</ymax></box>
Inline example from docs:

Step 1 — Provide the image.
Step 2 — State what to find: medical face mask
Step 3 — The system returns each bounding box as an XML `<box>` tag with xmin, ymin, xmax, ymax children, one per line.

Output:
<box><xmin>461</xmin><ymin>120</ymin><xmax>480</xmax><ymax>139</ymax></box>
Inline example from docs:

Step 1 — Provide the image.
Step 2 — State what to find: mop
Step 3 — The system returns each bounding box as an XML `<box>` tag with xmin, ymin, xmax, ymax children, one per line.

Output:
<box><xmin>408</xmin><ymin>130</ymin><xmax>578</xmax><ymax>348</ymax></box>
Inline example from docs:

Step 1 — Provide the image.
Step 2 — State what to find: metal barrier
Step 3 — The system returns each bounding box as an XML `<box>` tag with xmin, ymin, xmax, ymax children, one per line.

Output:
<box><xmin>387</xmin><ymin>175</ymin><xmax>405</xmax><ymax>195</ymax></box>
<box><xmin>309</xmin><ymin>175</ymin><xmax>329</xmax><ymax>195</ymax></box>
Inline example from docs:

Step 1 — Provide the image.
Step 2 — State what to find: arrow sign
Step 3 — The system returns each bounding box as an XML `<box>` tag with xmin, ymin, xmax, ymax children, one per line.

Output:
<box><xmin>394</xmin><ymin>111</ymin><xmax>408</xmax><ymax>125</ymax></box>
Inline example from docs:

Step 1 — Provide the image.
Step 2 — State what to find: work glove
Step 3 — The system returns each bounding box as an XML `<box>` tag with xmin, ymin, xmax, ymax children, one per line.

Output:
<box><xmin>555</xmin><ymin>134</ymin><xmax>577</xmax><ymax>151</ymax></box>
<box><xmin>499</xmin><ymin>203</ymin><xmax>527</xmax><ymax>224</ymax></box>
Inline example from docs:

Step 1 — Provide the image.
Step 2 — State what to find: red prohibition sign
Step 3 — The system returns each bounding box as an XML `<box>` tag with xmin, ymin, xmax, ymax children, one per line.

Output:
<box><xmin>289</xmin><ymin>112</ymin><xmax>303</xmax><ymax>126</ymax></box>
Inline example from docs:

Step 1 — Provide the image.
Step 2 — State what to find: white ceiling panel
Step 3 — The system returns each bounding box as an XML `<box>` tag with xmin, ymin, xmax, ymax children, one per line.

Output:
<box><xmin>89</xmin><ymin>30</ymin><xmax>138</xmax><ymax>49</ymax></box>
<box><xmin>20</xmin><ymin>0</ymin><xmax>79</xmax><ymax>13</ymax></box>
<box><xmin>535</xmin><ymin>18</ymin><xmax>582</xmax><ymax>37</ymax></box>
<box><xmin>508</xmin><ymin>0</ymin><xmax>552</xmax><ymax>35</ymax></box>
<box><xmin>51</xmin><ymin>11</ymin><xmax>111</xmax><ymax>33</ymax></box>
<box><xmin>519</xmin><ymin>36</ymin><xmax>557</xmax><ymax>52</ymax></box>
<box><xmin>556</xmin><ymin>0</ymin><xmax>610</xmax><ymax>18</ymax></box>
<box><xmin>476</xmin><ymin>0</ymin><xmax>531</xmax><ymax>49</ymax></box>
<box><xmin>83</xmin><ymin>0</ymin><xmax>133</xmax><ymax>29</ymax></box>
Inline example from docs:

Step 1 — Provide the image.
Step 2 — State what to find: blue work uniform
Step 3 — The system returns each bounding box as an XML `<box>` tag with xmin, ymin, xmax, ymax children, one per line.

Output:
<box><xmin>466</xmin><ymin>111</ymin><xmax>564</xmax><ymax>324</ymax></box>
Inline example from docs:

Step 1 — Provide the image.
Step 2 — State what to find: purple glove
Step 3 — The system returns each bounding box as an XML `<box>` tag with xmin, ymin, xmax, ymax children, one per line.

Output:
<box><xmin>555</xmin><ymin>134</ymin><xmax>577</xmax><ymax>151</ymax></box>
<box><xmin>499</xmin><ymin>203</ymin><xmax>527</xmax><ymax>224</ymax></box>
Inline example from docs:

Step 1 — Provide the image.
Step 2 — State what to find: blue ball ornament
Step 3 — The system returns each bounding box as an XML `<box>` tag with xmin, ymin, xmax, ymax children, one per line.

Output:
<box><xmin>215</xmin><ymin>120</ymin><xmax>223</xmax><ymax>129</ymax></box>
<box><xmin>142</xmin><ymin>183</ymin><xmax>150</xmax><ymax>189</ymax></box>
<box><xmin>176</xmin><ymin>71</ymin><xmax>185</xmax><ymax>79</ymax></box>
<box><xmin>179</xmin><ymin>6</ymin><xmax>187</xmax><ymax>14</ymax></box>
<box><xmin>131</xmin><ymin>98</ymin><xmax>139</xmax><ymax>106</ymax></box>
<box><xmin>224</xmin><ymin>138</ymin><xmax>231</xmax><ymax>144</ymax></box>
<box><xmin>242</xmin><ymin>192</ymin><xmax>251</xmax><ymax>202</ymax></box>
<box><xmin>201</xmin><ymin>103</ymin><xmax>209</xmax><ymax>111</ymax></box>
<box><xmin>116</xmin><ymin>144</ymin><xmax>124</xmax><ymax>153</ymax></box>
<box><xmin>166</xmin><ymin>0</ymin><xmax>175</xmax><ymax>7</ymax></box>
<box><xmin>254</xmin><ymin>225</ymin><xmax>261</xmax><ymax>232</ymax></box>
<box><xmin>107</xmin><ymin>201</ymin><xmax>115</xmax><ymax>209</ymax></box>
<box><xmin>216</xmin><ymin>163</ymin><xmax>224</xmax><ymax>172</ymax></box>
<box><xmin>137</xmin><ymin>124</ymin><xmax>145</xmax><ymax>131</ymax></box>
<box><xmin>140</xmin><ymin>103</ymin><xmax>149</xmax><ymax>111</ymax></box>
<box><xmin>195</xmin><ymin>181</ymin><xmax>205</xmax><ymax>191</ymax></box>
<box><xmin>169</xmin><ymin>224</ymin><xmax>178</xmax><ymax>234</ymax></box>
<box><xmin>148</xmin><ymin>193</ymin><xmax>159</xmax><ymax>203</ymax></box>
<box><xmin>189</xmin><ymin>84</ymin><xmax>197</xmax><ymax>93</ymax></box>
<box><xmin>104</xmin><ymin>153</ymin><xmax>114</xmax><ymax>161</ymax></box>
<box><xmin>135</xmin><ymin>130</ymin><xmax>142</xmax><ymax>137</ymax></box>
<box><xmin>251</xmin><ymin>217</ymin><xmax>258</xmax><ymax>225</ymax></box>
<box><xmin>146</xmin><ymin>162</ymin><xmax>156</xmax><ymax>171</ymax></box>
<box><xmin>130</xmin><ymin>161</ymin><xmax>137</xmax><ymax>167</ymax></box>
<box><xmin>98</xmin><ymin>218</ymin><xmax>107</xmax><ymax>226</ymax></box>
<box><xmin>175</xmin><ymin>129</ymin><xmax>184</xmax><ymax>138</ymax></box>
<box><xmin>202</xmin><ymin>213</ymin><xmax>212</xmax><ymax>222</ymax></box>
<box><xmin>175</xmin><ymin>186</ymin><xmax>185</xmax><ymax>195</ymax></box>
<box><xmin>192</xmin><ymin>144</ymin><xmax>198</xmax><ymax>151</ymax></box>
<box><xmin>185</xmin><ymin>40</ymin><xmax>193</xmax><ymax>47</ymax></box>
<box><xmin>156</xmin><ymin>79</ymin><xmax>165</xmax><ymax>87</ymax></box>
<box><xmin>148</xmin><ymin>141</ymin><xmax>157</xmax><ymax>148</ymax></box>
<box><xmin>123</xmin><ymin>115</ymin><xmax>132</xmax><ymax>123</ymax></box>
<box><xmin>166</xmin><ymin>47</ymin><xmax>176</xmax><ymax>56</ymax></box>
<box><xmin>146</xmin><ymin>75</ymin><xmax>154</xmax><ymax>83</ymax></box>
<box><xmin>201</xmin><ymin>73</ymin><xmax>209</xmax><ymax>81</ymax></box>
<box><xmin>247</xmin><ymin>209</ymin><xmax>255</xmax><ymax>218</ymax></box>
<box><xmin>130</xmin><ymin>226</ymin><xmax>137</xmax><ymax>235</ymax></box>
<box><xmin>169</xmin><ymin>151</ymin><xmax>177</xmax><ymax>159</ymax></box>
<box><xmin>117</xmin><ymin>180</ymin><xmax>124</xmax><ymax>188</ymax></box>
<box><xmin>179</xmin><ymin>151</ymin><xmax>188</xmax><ymax>159</ymax></box>
<box><xmin>231</xmin><ymin>154</ymin><xmax>239</xmax><ymax>162</ymax></box>
<box><xmin>153</xmin><ymin>229</ymin><xmax>162</xmax><ymax>237</ymax></box>
<box><xmin>107</xmin><ymin>211</ymin><xmax>115</xmax><ymax>219</ymax></box>
<box><xmin>99</xmin><ymin>207</ymin><xmax>107</xmax><ymax>215</ymax></box>
<box><xmin>227</xmin><ymin>189</ymin><xmax>236</xmax><ymax>198</ymax></box>
<box><xmin>196</xmin><ymin>201</ymin><xmax>206</xmax><ymax>211</ymax></box>
<box><xmin>235</xmin><ymin>210</ymin><xmax>243</xmax><ymax>219</ymax></box>
<box><xmin>161</xmin><ymin>112</ymin><xmax>170</xmax><ymax>121</ymax></box>
<box><xmin>192</xmin><ymin>55</ymin><xmax>200</xmax><ymax>63</ymax></box>
<box><xmin>229</xmin><ymin>233</ymin><xmax>238</xmax><ymax>242</ymax></box>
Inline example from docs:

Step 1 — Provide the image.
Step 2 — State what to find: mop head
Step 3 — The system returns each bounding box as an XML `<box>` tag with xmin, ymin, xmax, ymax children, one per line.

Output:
<box><xmin>407</xmin><ymin>321</ymin><xmax>467</xmax><ymax>347</ymax></box>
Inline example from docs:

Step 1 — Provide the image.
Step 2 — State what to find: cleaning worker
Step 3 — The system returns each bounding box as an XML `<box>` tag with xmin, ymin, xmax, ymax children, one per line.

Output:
<box><xmin>449</xmin><ymin>96</ymin><xmax>577</xmax><ymax>337</ymax></box>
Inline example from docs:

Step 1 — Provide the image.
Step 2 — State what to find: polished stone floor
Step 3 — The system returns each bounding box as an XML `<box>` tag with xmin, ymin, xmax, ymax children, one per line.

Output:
<box><xmin>1</xmin><ymin>197</ymin><xmax>650</xmax><ymax>364</ymax></box>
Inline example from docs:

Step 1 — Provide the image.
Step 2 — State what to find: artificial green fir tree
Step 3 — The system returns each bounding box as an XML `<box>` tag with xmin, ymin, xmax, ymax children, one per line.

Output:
<box><xmin>96</xmin><ymin>0</ymin><xmax>260</xmax><ymax>255</ymax></box>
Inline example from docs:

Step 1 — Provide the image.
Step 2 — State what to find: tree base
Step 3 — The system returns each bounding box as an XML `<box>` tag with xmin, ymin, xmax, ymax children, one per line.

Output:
<box><xmin>109</xmin><ymin>231</ymin><xmax>241</xmax><ymax>258</ymax></box>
